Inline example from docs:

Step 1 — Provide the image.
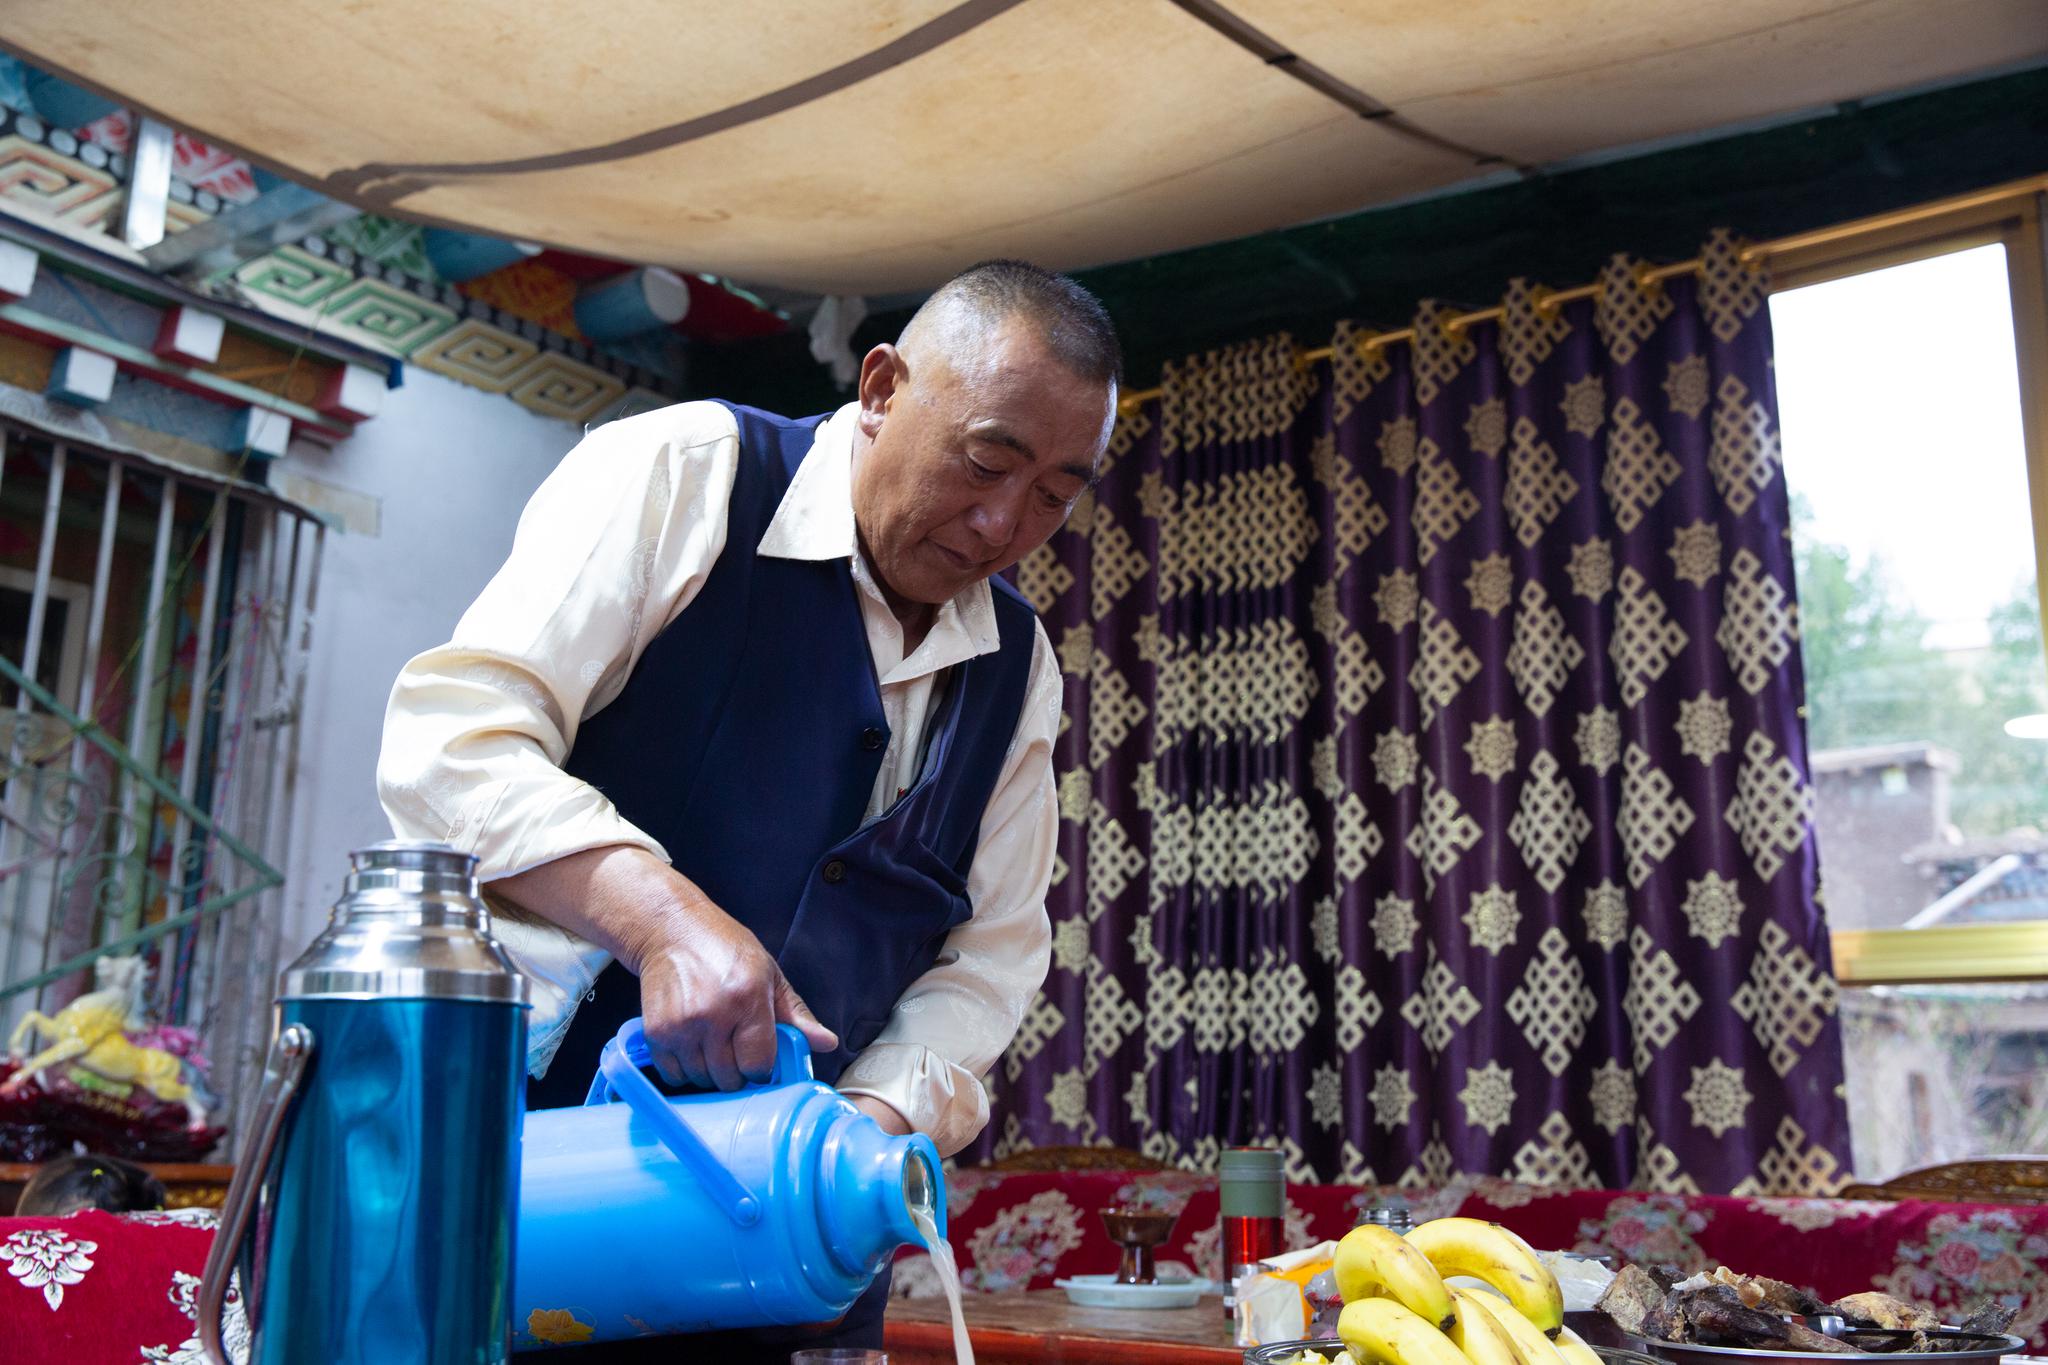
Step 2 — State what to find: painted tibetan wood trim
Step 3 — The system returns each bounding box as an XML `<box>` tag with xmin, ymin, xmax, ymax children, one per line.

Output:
<box><xmin>0</xmin><ymin>299</ymin><xmax>344</xmax><ymax>436</ymax></box>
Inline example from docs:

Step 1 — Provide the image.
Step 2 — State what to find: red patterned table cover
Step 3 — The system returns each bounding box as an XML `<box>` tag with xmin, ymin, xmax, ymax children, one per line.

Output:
<box><xmin>890</xmin><ymin>1171</ymin><xmax>2048</xmax><ymax>1352</ymax></box>
<box><xmin>0</xmin><ymin>1206</ymin><xmax>244</xmax><ymax>1363</ymax></box>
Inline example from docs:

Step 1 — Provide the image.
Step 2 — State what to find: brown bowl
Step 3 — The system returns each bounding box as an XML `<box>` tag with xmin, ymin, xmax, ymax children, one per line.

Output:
<box><xmin>1099</xmin><ymin>1208</ymin><xmax>1178</xmax><ymax>1244</ymax></box>
<box><xmin>1099</xmin><ymin>1207</ymin><xmax>1179</xmax><ymax>1285</ymax></box>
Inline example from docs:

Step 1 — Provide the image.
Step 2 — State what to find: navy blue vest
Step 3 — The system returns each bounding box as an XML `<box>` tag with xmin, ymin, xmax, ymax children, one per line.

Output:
<box><xmin>525</xmin><ymin>402</ymin><xmax>1040</xmax><ymax>1107</ymax></box>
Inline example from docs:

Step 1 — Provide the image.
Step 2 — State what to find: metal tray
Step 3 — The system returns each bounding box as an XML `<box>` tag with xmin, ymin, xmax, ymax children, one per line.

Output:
<box><xmin>1243</xmin><ymin>1340</ymin><xmax>1666</xmax><ymax>1365</ymax></box>
<box><xmin>1622</xmin><ymin>1330</ymin><xmax>2028</xmax><ymax>1365</ymax></box>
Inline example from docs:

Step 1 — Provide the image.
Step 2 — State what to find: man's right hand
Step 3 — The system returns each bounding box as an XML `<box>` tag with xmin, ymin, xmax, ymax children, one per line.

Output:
<box><xmin>624</xmin><ymin>892</ymin><xmax>839</xmax><ymax>1090</ymax></box>
<box><xmin>491</xmin><ymin>844</ymin><xmax>838</xmax><ymax>1090</ymax></box>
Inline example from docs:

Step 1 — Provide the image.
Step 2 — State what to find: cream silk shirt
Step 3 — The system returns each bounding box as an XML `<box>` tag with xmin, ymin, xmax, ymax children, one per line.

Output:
<box><xmin>377</xmin><ymin>401</ymin><xmax>1060</xmax><ymax>1156</ymax></box>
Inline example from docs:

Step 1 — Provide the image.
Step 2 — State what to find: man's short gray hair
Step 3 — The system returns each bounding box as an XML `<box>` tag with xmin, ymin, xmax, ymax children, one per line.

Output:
<box><xmin>900</xmin><ymin>259</ymin><xmax>1122</xmax><ymax>389</ymax></box>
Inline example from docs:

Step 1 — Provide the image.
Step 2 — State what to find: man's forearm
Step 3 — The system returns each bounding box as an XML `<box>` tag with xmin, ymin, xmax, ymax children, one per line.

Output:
<box><xmin>504</xmin><ymin>850</ymin><xmax>913</xmax><ymax>1135</ymax></box>
<box><xmin>495</xmin><ymin>846</ymin><xmax>907</xmax><ymax>1134</ymax></box>
<box><xmin>490</xmin><ymin>844</ymin><xmax>698</xmax><ymax>973</ymax></box>
<box><xmin>492</xmin><ymin>843</ymin><xmax>839</xmax><ymax>1088</ymax></box>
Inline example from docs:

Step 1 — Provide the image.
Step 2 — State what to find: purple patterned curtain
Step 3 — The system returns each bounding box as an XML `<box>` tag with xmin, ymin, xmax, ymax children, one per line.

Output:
<box><xmin>972</xmin><ymin>232</ymin><xmax>1851</xmax><ymax>1195</ymax></box>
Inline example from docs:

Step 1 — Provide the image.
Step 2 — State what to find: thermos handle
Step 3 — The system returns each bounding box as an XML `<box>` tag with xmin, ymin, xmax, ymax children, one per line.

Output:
<box><xmin>580</xmin><ymin>1017</ymin><xmax>812</xmax><ymax>1106</ymax></box>
<box><xmin>198</xmin><ymin>1022</ymin><xmax>315</xmax><ymax>1365</ymax></box>
<box><xmin>585</xmin><ymin>1017</ymin><xmax>773</xmax><ymax>1227</ymax></box>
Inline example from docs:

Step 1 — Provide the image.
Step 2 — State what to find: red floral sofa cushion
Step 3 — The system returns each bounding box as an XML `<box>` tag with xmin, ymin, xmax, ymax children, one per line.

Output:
<box><xmin>890</xmin><ymin>1172</ymin><xmax>2048</xmax><ymax>1352</ymax></box>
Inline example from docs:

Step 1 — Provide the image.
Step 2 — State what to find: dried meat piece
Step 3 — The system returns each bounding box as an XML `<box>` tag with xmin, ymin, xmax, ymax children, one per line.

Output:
<box><xmin>1708</xmin><ymin>1267</ymin><xmax>1765</xmax><ymax>1309</ymax></box>
<box><xmin>1833</xmin><ymin>1293</ymin><xmax>1942</xmax><ymax>1332</ymax></box>
<box><xmin>1707</xmin><ymin>1267</ymin><xmax>1831</xmax><ymax>1317</ymax></box>
<box><xmin>1953</xmin><ymin>1299</ymin><xmax>2019</xmax><ymax>1336</ymax></box>
<box><xmin>1682</xmin><ymin>1285</ymin><xmax>1855</xmax><ymax>1354</ymax></box>
<box><xmin>1920</xmin><ymin>1298</ymin><xmax>2023</xmax><ymax>1350</ymax></box>
<box><xmin>1779</xmin><ymin>1320</ymin><xmax>1860</xmax><ymax>1354</ymax></box>
<box><xmin>1647</xmin><ymin>1294</ymin><xmax>1690</xmax><ymax>1344</ymax></box>
<box><xmin>1599</xmin><ymin>1264</ymin><xmax>1670</xmax><ymax>1337</ymax></box>
<box><xmin>1684</xmin><ymin>1284</ymin><xmax>1795</xmax><ymax>1344</ymax></box>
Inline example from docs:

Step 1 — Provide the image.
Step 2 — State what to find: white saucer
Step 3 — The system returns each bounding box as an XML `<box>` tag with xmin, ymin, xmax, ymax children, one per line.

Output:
<box><xmin>1053</xmin><ymin>1274</ymin><xmax>1214</xmax><ymax>1309</ymax></box>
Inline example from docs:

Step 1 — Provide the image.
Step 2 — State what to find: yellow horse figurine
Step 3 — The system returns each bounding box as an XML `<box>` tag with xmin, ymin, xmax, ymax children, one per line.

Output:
<box><xmin>4</xmin><ymin>955</ymin><xmax>200</xmax><ymax>1118</ymax></box>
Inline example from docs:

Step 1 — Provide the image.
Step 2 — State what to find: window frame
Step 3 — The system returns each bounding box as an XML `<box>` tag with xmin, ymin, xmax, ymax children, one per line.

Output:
<box><xmin>0</xmin><ymin>562</ymin><xmax>90</xmax><ymax>713</ymax></box>
<box><xmin>1760</xmin><ymin>175</ymin><xmax>2048</xmax><ymax>984</ymax></box>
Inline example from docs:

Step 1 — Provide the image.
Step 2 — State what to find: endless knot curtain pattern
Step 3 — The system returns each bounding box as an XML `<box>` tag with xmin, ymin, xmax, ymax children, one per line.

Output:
<box><xmin>975</xmin><ymin>232</ymin><xmax>1850</xmax><ymax>1195</ymax></box>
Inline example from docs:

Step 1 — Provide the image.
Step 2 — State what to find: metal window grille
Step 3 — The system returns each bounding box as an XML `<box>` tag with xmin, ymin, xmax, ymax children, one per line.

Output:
<box><xmin>0</xmin><ymin>420</ymin><xmax>324</xmax><ymax>1145</ymax></box>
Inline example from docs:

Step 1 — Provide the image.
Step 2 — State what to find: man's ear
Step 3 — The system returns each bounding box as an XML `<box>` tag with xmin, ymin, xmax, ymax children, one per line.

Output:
<box><xmin>856</xmin><ymin>344</ymin><xmax>903</xmax><ymax>437</ymax></box>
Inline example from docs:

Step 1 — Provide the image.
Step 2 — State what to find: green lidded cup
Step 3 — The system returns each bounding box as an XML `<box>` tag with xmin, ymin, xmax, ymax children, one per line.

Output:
<box><xmin>1219</xmin><ymin>1145</ymin><xmax>1283</xmax><ymax>1218</ymax></box>
<box><xmin>1220</xmin><ymin>1146</ymin><xmax>1285</xmax><ymax>1318</ymax></box>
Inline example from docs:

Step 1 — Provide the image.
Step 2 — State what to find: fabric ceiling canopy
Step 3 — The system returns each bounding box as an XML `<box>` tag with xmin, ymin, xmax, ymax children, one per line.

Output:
<box><xmin>6</xmin><ymin>1</ymin><xmax>2043</xmax><ymax>294</ymax></box>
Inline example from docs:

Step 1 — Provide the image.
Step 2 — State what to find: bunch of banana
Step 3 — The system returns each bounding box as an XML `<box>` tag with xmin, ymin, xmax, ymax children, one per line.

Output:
<box><xmin>1334</xmin><ymin>1218</ymin><xmax>1577</xmax><ymax>1365</ymax></box>
<box><xmin>1334</xmin><ymin>1225</ymin><xmax>1456</xmax><ymax>1329</ymax></box>
<box><xmin>1406</xmin><ymin>1219</ymin><xmax>1565</xmax><ymax>1336</ymax></box>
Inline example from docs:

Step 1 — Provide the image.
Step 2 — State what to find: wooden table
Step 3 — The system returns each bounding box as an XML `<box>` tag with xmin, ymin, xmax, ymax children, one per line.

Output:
<box><xmin>886</xmin><ymin>1289</ymin><xmax>1247</xmax><ymax>1363</ymax></box>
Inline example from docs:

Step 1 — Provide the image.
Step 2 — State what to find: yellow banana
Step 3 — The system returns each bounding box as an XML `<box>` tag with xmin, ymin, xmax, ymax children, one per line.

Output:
<box><xmin>1340</xmin><ymin>1298</ymin><xmax>1473</xmax><ymax>1365</ymax></box>
<box><xmin>1554</xmin><ymin>1326</ymin><xmax>1604</xmax><ymax>1365</ymax></box>
<box><xmin>1461</xmin><ymin>1282</ymin><xmax>1570</xmax><ymax>1364</ymax></box>
<box><xmin>1407</xmin><ymin>1219</ymin><xmax>1565</xmax><ymax>1336</ymax></box>
<box><xmin>1446</xmin><ymin>1288</ymin><xmax>1537</xmax><ymax>1365</ymax></box>
<box><xmin>1335</xmin><ymin>1223</ymin><xmax>1457</xmax><ymax>1327</ymax></box>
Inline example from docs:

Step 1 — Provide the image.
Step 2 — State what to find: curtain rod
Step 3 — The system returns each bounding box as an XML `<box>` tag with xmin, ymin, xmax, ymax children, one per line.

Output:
<box><xmin>1111</xmin><ymin>256</ymin><xmax>1714</xmax><ymax>415</ymax></box>
<box><xmin>1112</xmin><ymin>173</ymin><xmax>2048</xmax><ymax>417</ymax></box>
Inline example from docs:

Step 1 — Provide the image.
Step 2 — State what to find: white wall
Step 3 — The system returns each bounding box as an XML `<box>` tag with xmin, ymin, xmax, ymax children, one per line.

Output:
<box><xmin>276</xmin><ymin>369</ymin><xmax>582</xmax><ymax>957</ymax></box>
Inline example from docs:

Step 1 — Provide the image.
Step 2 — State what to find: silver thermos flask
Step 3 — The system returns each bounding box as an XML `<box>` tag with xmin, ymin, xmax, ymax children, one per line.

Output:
<box><xmin>200</xmin><ymin>840</ymin><xmax>530</xmax><ymax>1364</ymax></box>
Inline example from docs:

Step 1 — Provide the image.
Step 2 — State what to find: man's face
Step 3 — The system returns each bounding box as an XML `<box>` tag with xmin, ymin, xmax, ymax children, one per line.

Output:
<box><xmin>851</xmin><ymin>317</ymin><xmax>1115</xmax><ymax>609</ymax></box>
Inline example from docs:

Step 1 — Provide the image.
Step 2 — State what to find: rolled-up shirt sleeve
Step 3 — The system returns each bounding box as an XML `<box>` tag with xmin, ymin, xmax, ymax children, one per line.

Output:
<box><xmin>835</xmin><ymin>624</ymin><xmax>1061</xmax><ymax>1156</ymax></box>
<box><xmin>377</xmin><ymin>403</ymin><xmax>741</xmax><ymax>879</ymax></box>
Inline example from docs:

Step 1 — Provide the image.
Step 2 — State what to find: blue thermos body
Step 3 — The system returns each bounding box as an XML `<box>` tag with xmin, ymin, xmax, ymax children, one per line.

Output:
<box><xmin>513</xmin><ymin>1016</ymin><xmax>946</xmax><ymax>1346</ymax></box>
<box><xmin>199</xmin><ymin>841</ymin><xmax>530</xmax><ymax>1365</ymax></box>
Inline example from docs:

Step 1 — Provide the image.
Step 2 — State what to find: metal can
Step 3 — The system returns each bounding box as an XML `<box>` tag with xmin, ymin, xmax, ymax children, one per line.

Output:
<box><xmin>1359</xmin><ymin>1204</ymin><xmax>1416</xmax><ymax>1233</ymax></box>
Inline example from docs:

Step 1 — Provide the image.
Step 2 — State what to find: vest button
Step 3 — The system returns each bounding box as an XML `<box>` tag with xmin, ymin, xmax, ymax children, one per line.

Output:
<box><xmin>859</xmin><ymin>726</ymin><xmax>885</xmax><ymax>752</ymax></box>
<box><xmin>822</xmin><ymin>859</ymin><xmax>848</xmax><ymax>885</ymax></box>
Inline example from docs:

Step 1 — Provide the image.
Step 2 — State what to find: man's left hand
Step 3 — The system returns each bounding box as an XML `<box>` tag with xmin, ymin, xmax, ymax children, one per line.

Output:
<box><xmin>848</xmin><ymin>1093</ymin><xmax>911</xmax><ymax>1136</ymax></box>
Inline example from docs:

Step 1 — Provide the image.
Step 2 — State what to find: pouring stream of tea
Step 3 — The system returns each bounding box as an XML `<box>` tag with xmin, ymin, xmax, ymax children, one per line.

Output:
<box><xmin>909</xmin><ymin>1203</ymin><xmax>974</xmax><ymax>1365</ymax></box>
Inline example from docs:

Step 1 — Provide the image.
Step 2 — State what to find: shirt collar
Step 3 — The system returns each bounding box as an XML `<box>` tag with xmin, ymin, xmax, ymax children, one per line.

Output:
<box><xmin>757</xmin><ymin>403</ymin><xmax>1000</xmax><ymax>676</ymax></box>
<box><xmin>757</xmin><ymin>403</ymin><xmax>860</xmax><ymax>563</ymax></box>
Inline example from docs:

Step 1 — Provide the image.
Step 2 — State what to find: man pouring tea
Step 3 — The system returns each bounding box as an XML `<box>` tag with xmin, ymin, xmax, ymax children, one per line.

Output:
<box><xmin>377</xmin><ymin>261</ymin><xmax>1120</xmax><ymax>1356</ymax></box>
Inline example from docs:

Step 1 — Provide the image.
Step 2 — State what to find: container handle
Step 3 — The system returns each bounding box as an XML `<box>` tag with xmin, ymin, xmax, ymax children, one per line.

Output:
<box><xmin>580</xmin><ymin>1018</ymin><xmax>812</xmax><ymax>1106</ymax></box>
<box><xmin>198</xmin><ymin>1023</ymin><xmax>314</xmax><ymax>1365</ymax></box>
<box><xmin>585</xmin><ymin>1017</ymin><xmax>764</xmax><ymax>1227</ymax></box>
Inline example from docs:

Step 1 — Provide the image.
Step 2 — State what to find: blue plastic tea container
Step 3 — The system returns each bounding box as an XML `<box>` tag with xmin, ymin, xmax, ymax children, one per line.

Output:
<box><xmin>513</xmin><ymin>1017</ymin><xmax>944</xmax><ymax>1347</ymax></box>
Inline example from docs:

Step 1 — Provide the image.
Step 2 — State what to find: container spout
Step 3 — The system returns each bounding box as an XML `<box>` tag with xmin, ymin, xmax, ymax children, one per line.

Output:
<box><xmin>818</xmin><ymin>1112</ymin><xmax>947</xmax><ymax>1277</ymax></box>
